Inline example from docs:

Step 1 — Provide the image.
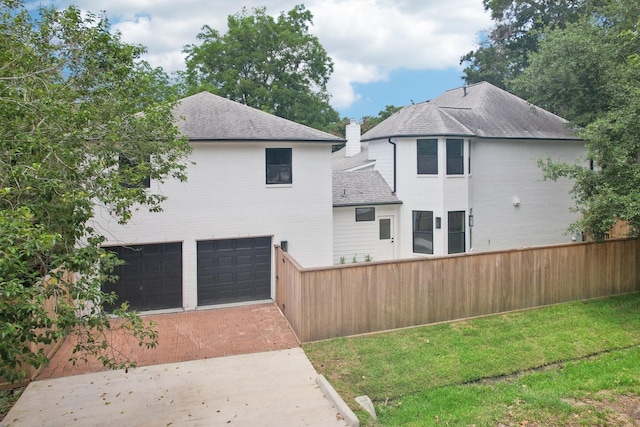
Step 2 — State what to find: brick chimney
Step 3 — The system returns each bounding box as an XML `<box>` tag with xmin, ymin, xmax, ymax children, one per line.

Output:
<box><xmin>345</xmin><ymin>119</ymin><xmax>361</xmax><ymax>157</ymax></box>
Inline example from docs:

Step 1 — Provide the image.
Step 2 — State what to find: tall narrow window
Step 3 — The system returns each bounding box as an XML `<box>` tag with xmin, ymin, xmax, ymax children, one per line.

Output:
<box><xmin>266</xmin><ymin>148</ymin><xmax>292</xmax><ymax>184</ymax></box>
<box><xmin>448</xmin><ymin>211</ymin><xmax>465</xmax><ymax>254</ymax></box>
<box><xmin>413</xmin><ymin>211</ymin><xmax>433</xmax><ymax>254</ymax></box>
<box><xmin>446</xmin><ymin>139</ymin><xmax>464</xmax><ymax>175</ymax></box>
<box><xmin>417</xmin><ymin>139</ymin><xmax>438</xmax><ymax>174</ymax></box>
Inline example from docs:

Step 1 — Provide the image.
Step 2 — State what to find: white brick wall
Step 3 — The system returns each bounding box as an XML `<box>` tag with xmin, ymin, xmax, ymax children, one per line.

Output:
<box><xmin>470</xmin><ymin>139</ymin><xmax>585</xmax><ymax>251</ymax></box>
<box><xmin>92</xmin><ymin>141</ymin><xmax>334</xmax><ymax>310</ymax></box>
<box><xmin>363</xmin><ymin>136</ymin><xmax>585</xmax><ymax>258</ymax></box>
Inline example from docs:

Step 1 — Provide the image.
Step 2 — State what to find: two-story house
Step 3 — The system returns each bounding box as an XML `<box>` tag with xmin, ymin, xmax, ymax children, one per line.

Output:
<box><xmin>332</xmin><ymin>82</ymin><xmax>586</xmax><ymax>262</ymax></box>
<box><xmin>94</xmin><ymin>91</ymin><xmax>344</xmax><ymax>312</ymax></box>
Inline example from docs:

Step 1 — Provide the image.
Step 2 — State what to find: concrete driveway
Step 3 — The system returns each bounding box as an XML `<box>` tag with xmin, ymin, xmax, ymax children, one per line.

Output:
<box><xmin>4</xmin><ymin>348</ymin><xmax>351</xmax><ymax>427</ymax></box>
<box><xmin>3</xmin><ymin>303</ymin><xmax>357</xmax><ymax>426</ymax></box>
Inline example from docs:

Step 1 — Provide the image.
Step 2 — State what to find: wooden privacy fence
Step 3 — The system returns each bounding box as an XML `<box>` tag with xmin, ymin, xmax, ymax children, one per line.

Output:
<box><xmin>276</xmin><ymin>239</ymin><xmax>640</xmax><ymax>343</ymax></box>
<box><xmin>0</xmin><ymin>272</ymin><xmax>73</xmax><ymax>390</ymax></box>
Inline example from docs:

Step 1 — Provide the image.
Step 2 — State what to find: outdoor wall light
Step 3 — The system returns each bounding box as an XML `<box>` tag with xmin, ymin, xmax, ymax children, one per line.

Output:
<box><xmin>469</xmin><ymin>214</ymin><xmax>474</xmax><ymax>227</ymax></box>
<box><xmin>435</xmin><ymin>217</ymin><xmax>441</xmax><ymax>229</ymax></box>
<box><xmin>512</xmin><ymin>196</ymin><xmax>521</xmax><ymax>207</ymax></box>
<box><xmin>280</xmin><ymin>240</ymin><xmax>288</xmax><ymax>252</ymax></box>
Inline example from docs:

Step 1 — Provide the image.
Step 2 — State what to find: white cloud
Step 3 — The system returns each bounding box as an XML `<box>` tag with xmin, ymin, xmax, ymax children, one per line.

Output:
<box><xmin>47</xmin><ymin>0</ymin><xmax>491</xmax><ymax>109</ymax></box>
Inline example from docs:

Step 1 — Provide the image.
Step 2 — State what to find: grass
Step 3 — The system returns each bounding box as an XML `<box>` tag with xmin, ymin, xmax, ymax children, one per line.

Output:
<box><xmin>303</xmin><ymin>293</ymin><xmax>640</xmax><ymax>426</ymax></box>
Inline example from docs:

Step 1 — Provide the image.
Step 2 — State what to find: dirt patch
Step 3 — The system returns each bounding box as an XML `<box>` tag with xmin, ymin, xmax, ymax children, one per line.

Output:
<box><xmin>563</xmin><ymin>393</ymin><xmax>640</xmax><ymax>426</ymax></box>
<box><xmin>499</xmin><ymin>393</ymin><xmax>640</xmax><ymax>426</ymax></box>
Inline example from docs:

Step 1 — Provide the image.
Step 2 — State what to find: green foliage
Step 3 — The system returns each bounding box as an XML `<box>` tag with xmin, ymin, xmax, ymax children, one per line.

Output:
<box><xmin>0</xmin><ymin>1</ymin><xmax>190</xmax><ymax>382</ymax></box>
<box><xmin>461</xmin><ymin>0</ymin><xmax>598</xmax><ymax>88</ymax></box>
<box><xmin>514</xmin><ymin>0</ymin><xmax>640</xmax><ymax>239</ymax></box>
<box><xmin>183</xmin><ymin>5</ymin><xmax>340</xmax><ymax>131</ymax></box>
<box><xmin>466</xmin><ymin>0</ymin><xmax>640</xmax><ymax>239</ymax></box>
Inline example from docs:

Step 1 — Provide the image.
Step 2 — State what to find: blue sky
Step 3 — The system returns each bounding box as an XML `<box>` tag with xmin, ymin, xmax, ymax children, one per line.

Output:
<box><xmin>344</xmin><ymin>68</ymin><xmax>469</xmax><ymax>119</ymax></box>
<box><xmin>37</xmin><ymin>0</ymin><xmax>491</xmax><ymax>120</ymax></box>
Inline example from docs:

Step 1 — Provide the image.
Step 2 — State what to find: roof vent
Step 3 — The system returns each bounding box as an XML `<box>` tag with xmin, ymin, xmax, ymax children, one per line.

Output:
<box><xmin>463</xmin><ymin>86</ymin><xmax>467</xmax><ymax>97</ymax></box>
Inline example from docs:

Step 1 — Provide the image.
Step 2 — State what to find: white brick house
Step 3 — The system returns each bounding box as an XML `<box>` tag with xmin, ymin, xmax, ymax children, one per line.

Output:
<box><xmin>93</xmin><ymin>92</ymin><xmax>343</xmax><ymax>311</ymax></box>
<box><xmin>332</xmin><ymin>82</ymin><xmax>586</xmax><ymax>261</ymax></box>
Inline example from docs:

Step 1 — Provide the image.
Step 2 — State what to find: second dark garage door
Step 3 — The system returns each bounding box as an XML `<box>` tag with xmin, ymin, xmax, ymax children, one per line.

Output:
<box><xmin>197</xmin><ymin>237</ymin><xmax>272</xmax><ymax>306</ymax></box>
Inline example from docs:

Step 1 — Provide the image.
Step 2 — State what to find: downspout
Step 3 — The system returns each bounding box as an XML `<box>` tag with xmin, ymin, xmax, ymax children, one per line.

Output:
<box><xmin>388</xmin><ymin>138</ymin><xmax>397</xmax><ymax>194</ymax></box>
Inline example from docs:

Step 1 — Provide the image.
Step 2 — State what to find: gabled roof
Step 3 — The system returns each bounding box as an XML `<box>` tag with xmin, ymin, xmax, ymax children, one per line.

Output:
<box><xmin>173</xmin><ymin>91</ymin><xmax>345</xmax><ymax>143</ymax></box>
<box><xmin>333</xmin><ymin>170</ymin><xmax>402</xmax><ymax>207</ymax></box>
<box><xmin>361</xmin><ymin>82</ymin><xmax>580</xmax><ymax>141</ymax></box>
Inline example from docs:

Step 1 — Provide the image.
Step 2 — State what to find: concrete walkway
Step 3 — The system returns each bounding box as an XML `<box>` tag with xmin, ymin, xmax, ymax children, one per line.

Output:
<box><xmin>4</xmin><ymin>348</ymin><xmax>350</xmax><ymax>426</ymax></box>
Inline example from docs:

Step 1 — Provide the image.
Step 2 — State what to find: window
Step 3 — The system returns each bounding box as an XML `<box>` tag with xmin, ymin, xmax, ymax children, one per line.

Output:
<box><xmin>356</xmin><ymin>207</ymin><xmax>375</xmax><ymax>222</ymax></box>
<box><xmin>379</xmin><ymin>218</ymin><xmax>391</xmax><ymax>240</ymax></box>
<box><xmin>448</xmin><ymin>211</ymin><xmax>465</xmax><ymax>254</ymax></box>
<box><xmin>413</xmin><ymin>211</ymin><xmax>433</xmax><ymax>254</ymax></box>
<box><xmin>417</xmin><ymin>139</ymin><xmax>438</xmax><ymax>174</ymax></box>
<box><xmin>266</xmin><ymin>148</ymin><xmax>292</xmax><ymax>184</ymax></box>
<box><xmin>119</xmin><ymin>155</ymin><xmax>150</xmax><ymax>188</ymax></box>
<box><xmin>446</xmin><ymin>139</ymin><xmax>464</xmax><ymax>175</ymax></box>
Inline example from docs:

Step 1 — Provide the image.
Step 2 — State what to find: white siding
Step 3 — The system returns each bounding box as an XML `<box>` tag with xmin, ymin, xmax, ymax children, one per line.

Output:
<box><xmin>332</xmin><ymin>205</ymin><xmax>399</xmax><ymax>264</ymax></box>
<box><xmin>469</xmin><ymin>139</ymin><xmax>585</xmax><ymax>252</ymax></box>
<box><xmin>92</xmin><ymin>141</ymin><xmax>333</xmax><ymax>310</ymax></box>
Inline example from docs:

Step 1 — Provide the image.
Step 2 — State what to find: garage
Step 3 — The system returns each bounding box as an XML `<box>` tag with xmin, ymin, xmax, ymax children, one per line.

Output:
<box><xmin>102</xmin><ymin>242</ymin><xmax>183</xmax><ymax>311</ymax></box>
<box><xmin>197</xmin><ymin>237</ymin><xmax>271</xmax><ymax>306</ymax></box>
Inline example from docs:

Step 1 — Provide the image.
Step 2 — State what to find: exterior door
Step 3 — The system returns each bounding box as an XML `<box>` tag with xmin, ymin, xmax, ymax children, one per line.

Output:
<box><xmin>376</xmin><ymin>216</ymin><xmax>395</xmax><ymax>260</ymax></box>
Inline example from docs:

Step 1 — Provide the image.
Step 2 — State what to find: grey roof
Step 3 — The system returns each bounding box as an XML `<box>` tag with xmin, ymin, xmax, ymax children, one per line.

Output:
<box><xmin>173</xmin><ymin>91</ymin><xmax>344</xmax><ymax>143</ymax></box>
<box><xmin>332</xmin><ymin>142</ymin><xmax>373</xmax><ymax>172</ymax></box>
<box><xmin>361</xmin><ymin>82</ymin><xmax>580</xmax><ymax>141</ymax></box>
<box><xmin>333</xmin><ymin>170</ymin><xmax>402</xmax><ymax>207</ymax></box>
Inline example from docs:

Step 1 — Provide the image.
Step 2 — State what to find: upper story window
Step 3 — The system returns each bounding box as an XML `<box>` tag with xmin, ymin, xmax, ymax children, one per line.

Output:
<box><xmin>417</xmin><ymin>138</ymin><xmax>438</xmax><ymax>175</ymax></box>
<box><xmin>119</xmin><ymin>155</ymin><xmax>150</xmax><ymax>189</ymax></box>
<box><xmin>446</xmin><ymin>139</ymin><xmax>464</xmax><ymax>175</ymax></box>
<box><xmin>266</xmin><ymin>148</ymin><xmax>292</xmax><ymax>185</ymax></box>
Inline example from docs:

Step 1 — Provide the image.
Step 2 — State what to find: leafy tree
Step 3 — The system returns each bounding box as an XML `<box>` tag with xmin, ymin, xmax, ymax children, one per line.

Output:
<box><xmin>522</xmin><ymin>1</ymin><xmax>640</xmax><ymax>239</ymax></box>
<box><xmin>183</xmin><ymin>4</ymin><xmax>340</xmax><ymax>130</ymax></box>
<box><xmin>0</xmin><ymin>1</ymin><xmax>191</xmax><ymax>382</ymax></box>
<box><xmin>461</xmin><ymin>0</ymin><xmax>596</xmax><ymax>88</ymax></box>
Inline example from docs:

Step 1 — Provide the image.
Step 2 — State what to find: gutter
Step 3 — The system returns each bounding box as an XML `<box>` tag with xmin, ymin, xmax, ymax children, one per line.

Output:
<box><xmin>388</xmin><ymin>138</ymin><xmax>397</xmax><ymax>194</ymax></box>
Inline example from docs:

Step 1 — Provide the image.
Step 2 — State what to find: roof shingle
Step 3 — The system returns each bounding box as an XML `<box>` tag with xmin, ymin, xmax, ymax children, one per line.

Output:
<box><xmin>333</xmin><ymin>170</ymin><xmax>402</xmax><ymax>207</ymax></box>
<box><xmin>361</xmin><ymin>82</ymin><xmax>580</xmax><ymax>141</ymax></box>
<box><xmin>173</xmin><ymin>92</ymin><xmax>344</xmax><ymax>143</ymax></box>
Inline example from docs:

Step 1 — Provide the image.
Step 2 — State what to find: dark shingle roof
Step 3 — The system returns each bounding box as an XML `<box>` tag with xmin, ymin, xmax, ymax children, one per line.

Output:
<box><xmin>361</xmin><ymin>82</ymin><xmax>580</xmax><ymax>141</ymax></box>
<box><xmin>332</xmin><ymin>142</ymin><xmax>373</xmax><ymax>172</ymax></box>
<box><xmin>333</xmin><ymin>170</ymin><xmax>402</xmax><ymax>207</ymax></box>
<box><xmin>173</xmin><ymin>91</ymin><xmax>344</xmax><ymax>143</ymax></box>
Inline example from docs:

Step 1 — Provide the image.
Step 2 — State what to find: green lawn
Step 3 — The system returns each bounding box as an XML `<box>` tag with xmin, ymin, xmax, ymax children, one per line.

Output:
<box><xmin>304</xmin><ymin>293</ymin><xmax>640</xmax><ymax>426</ymax></box>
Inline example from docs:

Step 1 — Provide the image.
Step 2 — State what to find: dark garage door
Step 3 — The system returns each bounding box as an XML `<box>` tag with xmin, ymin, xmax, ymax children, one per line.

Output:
<box><xmin>103</xmin><ymin>242</ymin><xmax>183</xmax><ymax>311</ymax></box>
<box><xmin>197</xmin><ymin>237</ymin><xmax>271</xmax><ymax>306</ymax></box>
